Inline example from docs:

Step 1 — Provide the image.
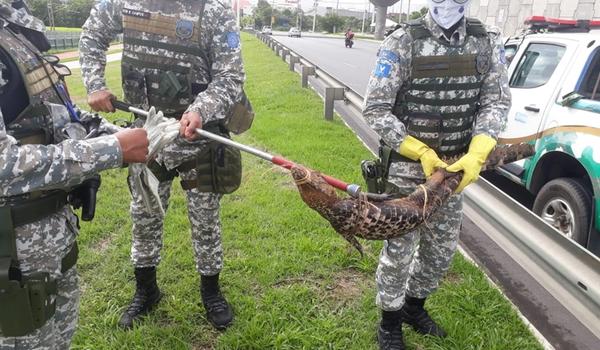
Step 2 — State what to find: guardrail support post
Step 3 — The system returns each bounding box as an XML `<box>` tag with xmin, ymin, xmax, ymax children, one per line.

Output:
<box><xmin>324</xmin><ymin>87</ymin><xmax>345</xmax><ymax>120</ymax></box>
<box><xmin>301</xmin><ymin>66</ymin><xmax>315</xmax><ymax>88</ymax></box>
<box><xmin>289</xmin><ymin>55</ymin><xmax>300</xmax><ymax>71</ymax></box>
<box><xmin>281</xmin><ymin>49</ymin><xmax>289</xmax><ymax>61</ymax></box>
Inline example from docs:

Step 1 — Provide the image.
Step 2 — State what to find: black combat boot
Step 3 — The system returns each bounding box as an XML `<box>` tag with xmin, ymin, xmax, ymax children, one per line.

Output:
<box><xmin>118</xmin><ymin>267</ymin><xmax>162</xmax><ymax>329</ymax></box>
<box><xmin>377</xmin><ymin>310</ymin><xmax>405</xmax><ymax>350</ymax></box>
<box><xmin>201</xmin><ymin>274</ymin><xmax>233</xmax><ymax>330</ymax></box>
<box><xmin>400</xmin><ymin>296</ymin><xmax>447</xmax><ymax>337</ymax></box>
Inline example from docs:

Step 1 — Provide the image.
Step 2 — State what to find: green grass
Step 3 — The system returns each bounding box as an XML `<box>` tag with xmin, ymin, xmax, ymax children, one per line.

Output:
<box><xmin>64</xmin><ymin>33</ymin><xmax>543</xmax><ymax>349</ymax></box>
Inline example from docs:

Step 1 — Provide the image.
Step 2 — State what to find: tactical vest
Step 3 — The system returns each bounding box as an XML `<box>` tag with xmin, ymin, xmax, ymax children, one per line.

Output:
<box><xmin>393</xmin><ymin>18</ymin><xmax>492</xmax><ymax>157</ymax></box>
<box><xmin>0</xmin><ymin>26</ymin><xmax>64</xmax><ymax>145</ymax></box>
<box><xmin>120</xmin><ymin>0</ymin><xmax>211</xmax><ymax>116</ymax></box>
<box><xmin>0</xmin><ymin>25</ymin><xmax>78</xmax><ymax>337</ymax></box>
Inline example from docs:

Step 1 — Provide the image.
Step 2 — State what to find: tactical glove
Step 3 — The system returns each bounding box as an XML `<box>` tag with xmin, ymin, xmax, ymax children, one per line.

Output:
<box><xmin>446</xmin><ymin>134</ymin><xmax>497</xmax><ymax>193</ymax></box>
<box><xmin>398</xmin><ymin>136</ymin><xmax>448</xmax><ymax>178</ymax></box>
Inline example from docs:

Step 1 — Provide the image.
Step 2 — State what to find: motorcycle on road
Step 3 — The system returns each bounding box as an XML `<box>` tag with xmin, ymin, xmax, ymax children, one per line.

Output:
<box><xmin>345</xmin><ymin>31</ymin><xmax>354</xmax><ymax>48</ymax></box>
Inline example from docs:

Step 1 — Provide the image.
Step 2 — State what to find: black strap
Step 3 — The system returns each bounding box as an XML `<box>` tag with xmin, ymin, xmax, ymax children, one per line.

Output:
<box><xmin>466</xmin><ymin>18</ymin><xmax>488</xmax><ymax>37</ymax></box>
<box><xmin>9</xmin><ymin>191</ymin><xmax>68</xmax><ymax>227</ymax></box>
<box><xmin>409</xmin><ymin>81</ymin><xmax>483</xmax><ymax>91</ymax></box>
<box><xmin>407</xmin><ymin>19</ymin><xmax>431</xmax><ymax>40</ymax></box>
<box><xmin>60</xmin><ymin>242</ymin><xmax>78</xmax><ymax>273</ymax></box>
<box><xmin>0</xmin><ymin>206</ymin><xmax>17</xmax><ymax>261</ymax></box>
<box><xmin>124</xmin><ymin>37</ymin><xmax>206</xmax><ymax>57</ymax></box>
<box><xmin>405</xmin><ymin>95</ymin><xmax>480</xmax><ymax>106</ymax></box>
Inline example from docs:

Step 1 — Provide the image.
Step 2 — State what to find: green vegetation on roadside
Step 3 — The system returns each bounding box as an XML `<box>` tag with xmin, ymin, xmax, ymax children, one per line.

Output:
<box><xmin>64</xmin><ymin>33</ymin><xmax>543</xmax><ymax>349</ymax></box>
<box><xmin>50</xmin><ymin>27</ymin><xmax>82</xmax><ymax>32</ymax></box>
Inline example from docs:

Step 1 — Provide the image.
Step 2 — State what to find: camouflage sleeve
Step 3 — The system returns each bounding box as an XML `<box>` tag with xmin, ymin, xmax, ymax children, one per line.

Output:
<box><xmin>473</xmin><ymin>28</ymin><xmax>511</xmax><ymax>140</ymax></box>
<box><xmin>79</xmin><ymin>0</ymin><xmax>123</xmax><ymax>94</ymax></box>
<box><xmin>362</xmin><ymin>29</ymin><xmax>412</xmax><ymax>150</ymax></box>
<box><xmin>186</xmin><ymin>3</ymin><xmax>244</xmax><ymax>123</ymax></box>
<box><xmin>0</xmin><ymin>110</ymin><xmax>123</xmax><ymax>197</ymax></box>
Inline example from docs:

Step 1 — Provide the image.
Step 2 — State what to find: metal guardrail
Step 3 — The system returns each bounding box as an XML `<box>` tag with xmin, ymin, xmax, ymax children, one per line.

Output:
<box><xmin>46</xmin><ymin>31</ymin><xmax>123</xmax><ymax>51</ymax></box>
<box><xmin>252</xmin><ymin>31</ymin><xmax>600</xmax><ymax>339</ymax></box>
<box><xmin>464</xmin><ymin>180</ymin><xmax>600</xmax><ymax>338</ymax></box>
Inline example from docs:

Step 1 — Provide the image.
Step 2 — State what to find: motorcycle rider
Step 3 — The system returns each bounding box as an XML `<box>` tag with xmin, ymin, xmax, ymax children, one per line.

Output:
<box><xmin>345</xmin><ymin>27</ymin><xmax>354</xmax><ymax>47</ymax></box>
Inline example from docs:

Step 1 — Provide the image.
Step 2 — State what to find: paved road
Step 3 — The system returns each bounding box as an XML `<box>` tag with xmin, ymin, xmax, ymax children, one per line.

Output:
<box><xmin>273</xmin><ymin>34</ymin><xmax>380</xmax><ymax>94</ymax></box>
<box><xmin>272</xmin><ymin>33</ymin><xmax>600</xmax><ymax>350</ymax></box>
<box><xmin>64</xmin><ymin>52</ymin><xmax>122</xmax><ymax>69</ymax></box>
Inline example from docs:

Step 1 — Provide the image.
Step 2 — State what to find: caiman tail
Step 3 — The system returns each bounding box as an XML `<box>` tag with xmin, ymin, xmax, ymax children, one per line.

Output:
<box><xmin>291</xmin><ymin>143</ymin><xmax>535</xmax><ymax>255</ymax></box>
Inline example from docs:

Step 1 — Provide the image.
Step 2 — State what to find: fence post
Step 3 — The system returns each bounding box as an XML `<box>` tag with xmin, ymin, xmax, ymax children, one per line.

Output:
<box><xmin>289</xmin><ymin>55</ymin><xmax>299</xmax><ymax>71</ymax></box>
<box><xmin>324</xmin><ymin>87</ymin><xmax>345</xmax><ymax>120</ymax></box>
<box><xmin>301</xmin><ymin>65</ymin><xmax>315</xmax><ymax>88</ymax></box>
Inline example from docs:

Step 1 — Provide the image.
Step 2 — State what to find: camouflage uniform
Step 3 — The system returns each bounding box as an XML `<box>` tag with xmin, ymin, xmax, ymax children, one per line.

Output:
<box><xmin>0</xmin><ymin>2</ymin><xmax>123</xmax><ymax>348</ymax></box>
<box><xmin>79</xmin><ymin>0</ymin><xmax>244</xmax><ymax>276</ymax></box>
<box><xmin>362</xmin><ymin>13</ymin><xmax>510</xmax><ymax>311</ymax></box>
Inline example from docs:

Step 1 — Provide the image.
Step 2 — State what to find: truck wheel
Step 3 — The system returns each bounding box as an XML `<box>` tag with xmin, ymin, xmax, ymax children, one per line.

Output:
<box><xmin>533</xmin><ymin>178</ymin><xmax>592</xmax><ymax>246</ymax></box>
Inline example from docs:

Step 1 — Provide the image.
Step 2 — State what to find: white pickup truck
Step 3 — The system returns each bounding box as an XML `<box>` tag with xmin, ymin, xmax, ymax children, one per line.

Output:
<box><xmin>498</xmin><ymin>17</ymin><xmax>600</xmax><ymax>255</ymax></box>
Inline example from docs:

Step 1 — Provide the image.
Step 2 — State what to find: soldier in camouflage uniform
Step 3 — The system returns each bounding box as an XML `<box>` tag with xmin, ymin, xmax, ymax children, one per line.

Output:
<box><xmin>362</xmin><ymin>0</ymin><xmax>510</xmax><ymax>349</ymax></box>
<box><xmin>0</xmin><ymin>1</ymin><xmax>148</xmax><ymax>348</ymax></box>
<box><xmin>79</xmin><ymin>0</ymin><xmax>245</xmax><ymax>330</ymax></box>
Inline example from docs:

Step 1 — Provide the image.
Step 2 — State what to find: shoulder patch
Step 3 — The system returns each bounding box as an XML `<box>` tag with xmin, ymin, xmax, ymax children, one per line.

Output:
<box><xmin>374</xmin><ymin>62</ymin><xmax>392</xmax><ymax>78</ymax></box>
<box><xmin>378</xmin><ymin>49</ymin><xmax>400</xmax><ymax>64</ymax></box>
<box><xmin>226</xmin><ymin>32</ymin><xmax>239</xmax><ymax>49</ymax></box>
<box><xmin>499</xmin><ymin>48</ymin><xmax>508</xmax><ymax>65</ymax></box>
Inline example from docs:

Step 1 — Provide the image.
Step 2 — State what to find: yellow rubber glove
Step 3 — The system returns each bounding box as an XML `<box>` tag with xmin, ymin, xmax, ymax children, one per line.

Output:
<box><xmin>398</xmin><ymin>136</ymin><xmax>448</xmax><ymax>178</ymax></box>
<box><xmin>446</xmin><ymin>134</ymin><xmax>497</xmax><ymax>193</ymax></box>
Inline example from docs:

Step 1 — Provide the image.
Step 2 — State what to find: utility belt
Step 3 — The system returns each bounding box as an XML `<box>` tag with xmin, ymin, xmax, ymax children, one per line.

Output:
<box><xmin>0</xmin><ymin>191</ymin><xmax>79</xmax><ymax>337</ymax></box>
<box><xmin>147</xmin><ymin>125</ymin><xmax>242</xmax><ymax>194</ymax></box>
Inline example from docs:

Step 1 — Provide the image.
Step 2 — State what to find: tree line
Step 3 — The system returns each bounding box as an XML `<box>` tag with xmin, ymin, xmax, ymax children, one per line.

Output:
<box><xmin>246</xmin><ymin>0</ymin><xmax>427</xmax><ymax>33</ymax></box>
<box><xmin>28</xmin><ymin>0</ymin><xmax>94</xmax><ymax>28</ymax></box>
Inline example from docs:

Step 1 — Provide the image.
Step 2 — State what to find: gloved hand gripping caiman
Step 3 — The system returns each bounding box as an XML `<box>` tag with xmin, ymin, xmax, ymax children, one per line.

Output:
<box><xmin>290</xmin><ymin>143</ymin><xmax>535</xmax><ymax>255</ymax></box>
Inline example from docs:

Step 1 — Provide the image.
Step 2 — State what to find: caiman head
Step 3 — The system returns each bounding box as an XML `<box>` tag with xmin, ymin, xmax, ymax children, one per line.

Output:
<box><xmin>290</xmin><ymin>165</ymin><xmax>366</xmax><ymax>256</ymax></box>
<box><xmin>290</xmin><ymin>165</ymin><xmax>341</xmax><ymax>217</ymax></box>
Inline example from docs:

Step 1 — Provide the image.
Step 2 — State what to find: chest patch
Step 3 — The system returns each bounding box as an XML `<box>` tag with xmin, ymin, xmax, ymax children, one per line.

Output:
<box><xmin>122</xmin><ymin>8</ymin><xmax>151</xmax><ymax>19</ymax></box>
<box><xmin>176</xmin><ymin>19</ymin><xmax>195</xmax><ymax>40</ymax></box>
<box><xmin>476</xmin><ymin>52</ymin><xmax>491</xmax><ymax>74</ymax></box>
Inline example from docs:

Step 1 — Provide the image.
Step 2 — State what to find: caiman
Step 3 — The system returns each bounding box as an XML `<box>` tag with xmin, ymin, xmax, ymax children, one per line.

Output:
<box><xmin>290</xmin><ymin>143</ymin><xmax>535</xmax><ymax>255</ymax></box>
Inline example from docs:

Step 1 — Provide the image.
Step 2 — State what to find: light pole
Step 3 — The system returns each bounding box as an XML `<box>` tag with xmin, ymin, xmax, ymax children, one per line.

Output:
<box><xmin>398</xmin><ymin>0</ymin><xmax>403</xmax><ymax>23</ymax></box>
<box><xmin>361</xmin><ymin>0</ymin><xmax>367</xmax><ymax>34</ymax></box>
<box><xmin>236</xmin><ymin>0</ymin><xmax>240</xmax><ymax>28</ymax></box>
<box><xmin>312</xmin><ymin>1</ymin><xmax>317</xmax><ymax>32</ymax></box>
<box><xmin>333</xmin><ymin>0</ymin><xmax>340</xmax><ymax>33</ymax></box>
<box><xmin>271</xmin><ymin>0</ymin><xmax>275</xmax><ymax>26</ymax></box>
<box><xmin>407</xmin><ymin>0</ymin><xmax>411</xmax><ymax>19</ymax></box>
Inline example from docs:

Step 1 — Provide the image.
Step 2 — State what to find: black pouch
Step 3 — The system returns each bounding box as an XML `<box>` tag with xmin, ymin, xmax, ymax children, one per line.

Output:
<box><xmin>361</xmin><ymin>143</ymin><xmax>400</xmax><ymax>195</ymax></box>
<box><xmin>224</xmin><ymin>90</ymin><xmax>255</xmax><ymax>135</ymax></box>
<box><xmin>193</xmin><ymin>139</ymin><xmax>242</xmax><ymax>194</ymax></box>
<box><xmin>0</xmin><ymin>263</ymin><xmax>55</xmax><ymax>337</ymax></box>
<box><xmin>121</xmin><ymin>67</ymin><xmax>148</xmax><ymax>107</ymax></box>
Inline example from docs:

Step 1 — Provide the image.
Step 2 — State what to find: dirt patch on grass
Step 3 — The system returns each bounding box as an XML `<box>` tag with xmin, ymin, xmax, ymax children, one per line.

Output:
<box><xmin>191</xmin><ymin>344</ymin><xmax>215</xmax><ymax>350</ymax></box>
<box><xmin>443</xmin><ymin>271</ymin><xmax>463</xmax><ymax>285</ymax></box>
<box><xmin>325</xmin><ymin>269</ymin><xmax>372</xmax><ymax>303</ymax></box>
<box><xmin>272</xmin><ymin>269</ymin><xmax>372</xmax><ymax>303</ymax></box>
<box><xmin>91</xmin><ymin>234</ymin><xmax>114</xmax><ymax>253</ymax></box>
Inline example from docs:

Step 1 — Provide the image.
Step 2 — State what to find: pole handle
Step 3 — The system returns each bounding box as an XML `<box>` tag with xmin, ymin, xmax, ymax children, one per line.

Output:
<box><xmin>112</xmin><ymin>100</ymin><xmax>133</xmax><ymax>113</ymax></box>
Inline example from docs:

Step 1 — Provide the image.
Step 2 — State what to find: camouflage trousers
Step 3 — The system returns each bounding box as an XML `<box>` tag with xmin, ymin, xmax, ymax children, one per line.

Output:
<box><xmin>376</xmin><ymin>161</ymin><xmax>462</xmax><ymax>311</ymax></box>
<box><xmin>128</xmin><ymin>166</ymin><xmax>223</xmax><ymax>276</ymax></box>
<box><xmin>0</xmin><ymin>207</ymin><xmax>80</xmax><ymax>350</ymax></box>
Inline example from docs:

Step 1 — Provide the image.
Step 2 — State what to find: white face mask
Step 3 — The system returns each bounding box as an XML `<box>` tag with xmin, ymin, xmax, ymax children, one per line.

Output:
<box><xmin>428</xmin><ymin>0</ymin><xmax>471</xmax><ymax>29</ymax></box>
